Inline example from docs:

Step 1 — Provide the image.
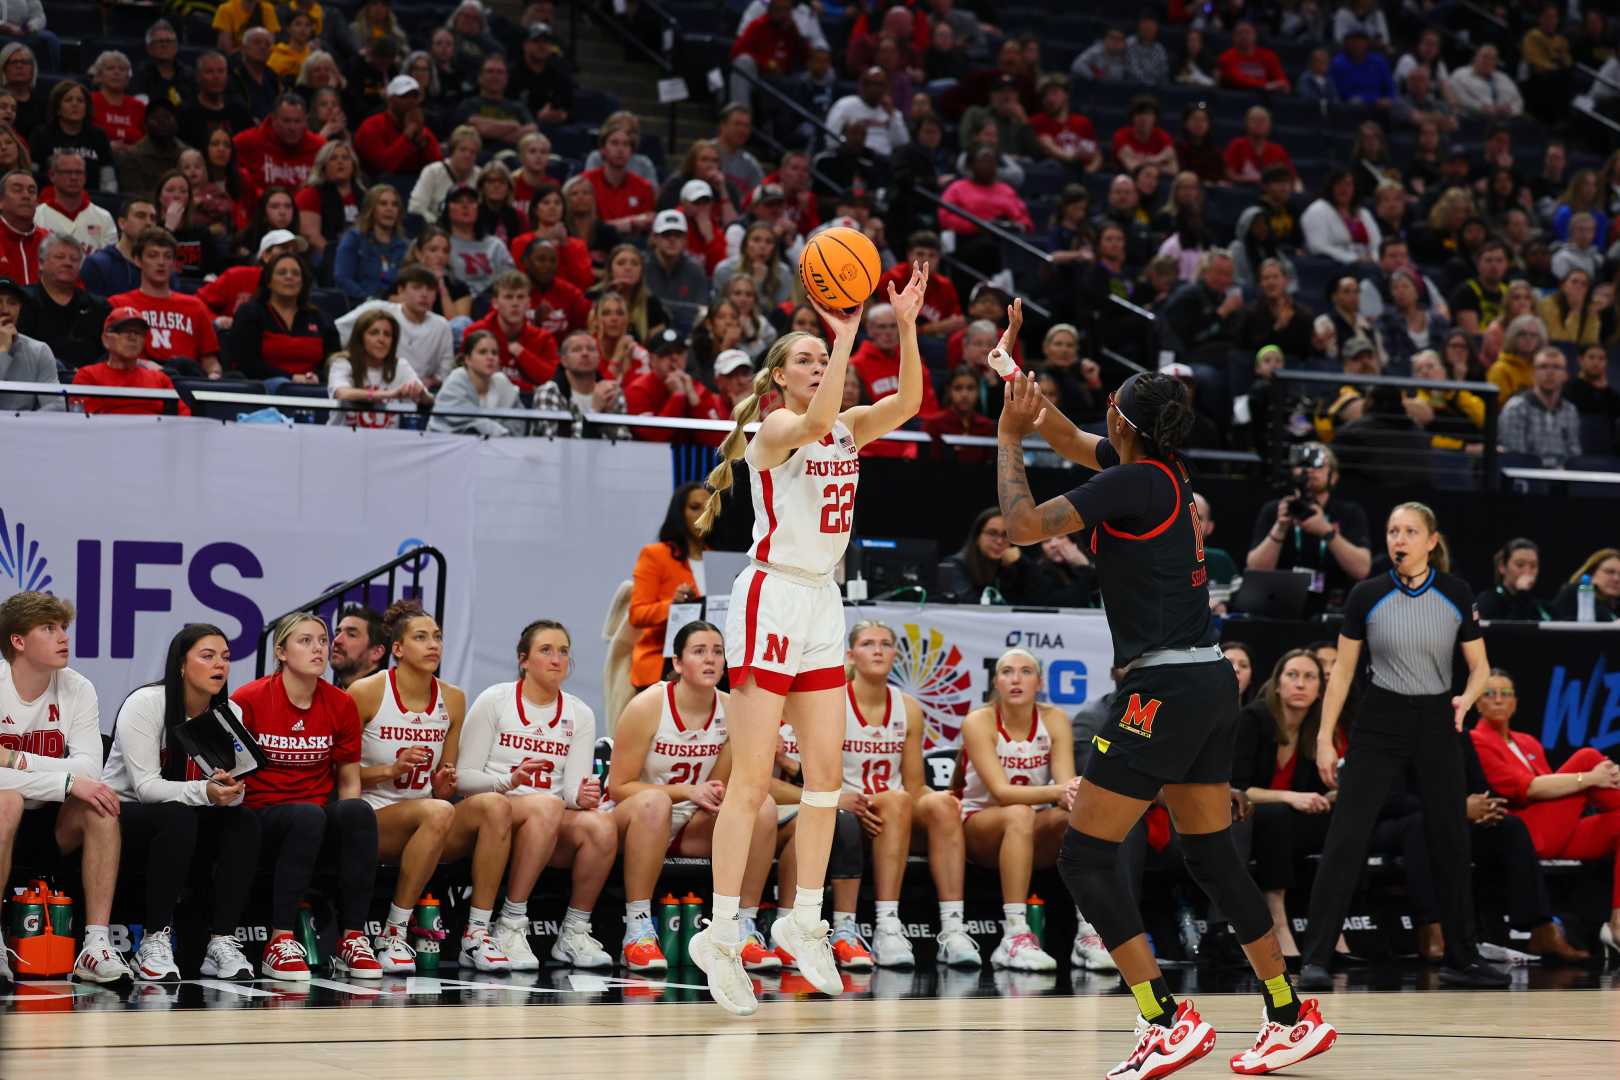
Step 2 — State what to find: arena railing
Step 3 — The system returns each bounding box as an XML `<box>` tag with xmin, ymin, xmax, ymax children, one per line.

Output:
<box><xmin>583</xmin><ymin>0</ymin><xmax>696</xmax><ymax>152</ymax></box>
<box><xmin>1271</xmin><ymin>369</ymin><xmax>1502</xmax><ymax>484</ymax></box>
<box><xmin>254</xmin><ymin>544</ymin><xmax>448</xmax><ymax>678</ymax></box>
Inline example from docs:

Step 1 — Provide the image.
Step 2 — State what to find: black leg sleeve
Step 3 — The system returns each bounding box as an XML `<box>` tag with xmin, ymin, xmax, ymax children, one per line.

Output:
<box><xmin>323</xmin><ymin>798</ymin><xmax>379</xmax><ymax>931</ymax></box>
<box><xmin>118</xmin><ymin>801</ymin><xmax>198</xmax><ymax>930</ymax></box>
<box><xmin>1413</xmin><ymin>723</ymin><xmax>1477</xmax><ymax>965</ymax></box>
<box><xmin>203</xmin><ymin>806</ymin><xmax>263</xmax><ymax>936</ymax></box>
<box><xmin>256</xmin><ymin>803</ymin><xmax>328</xmax><ymax>931</ymax></box>
<box><xmin>1118</xmin><ymin>818</ymin><xmax>1149</xmax><ymax>907</ymax></box>
<box><xmin>1301</xmin><ymin>742</ymin><xmax>1403</xmax><ymax>966</ymax></box>
<box><xmin>827</xmin><ymin>809</ymin><xmax>865</xmax><ymax>881</ymax></box>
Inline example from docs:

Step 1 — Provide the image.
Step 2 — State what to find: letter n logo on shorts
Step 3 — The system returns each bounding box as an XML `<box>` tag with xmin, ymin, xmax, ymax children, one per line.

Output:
<box><xmin>763</xmin><ymin>633</ymin><xmax>790</xmax><ymax>665</ymax></box>
<box><xmin>1119</xmin><ymin>694</ymin><xmax>1162</xmax><ymax>738</ymax></box>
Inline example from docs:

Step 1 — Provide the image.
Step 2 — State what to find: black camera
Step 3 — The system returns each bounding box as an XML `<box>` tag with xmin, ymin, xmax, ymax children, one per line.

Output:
<box><xmin>1282</xmin><ymin>444</ymin><xmax>1326</xmax><ymax>520</ymax></box>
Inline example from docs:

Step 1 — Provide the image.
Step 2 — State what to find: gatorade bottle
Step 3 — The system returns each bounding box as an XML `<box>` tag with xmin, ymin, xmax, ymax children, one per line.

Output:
<box><xmin>658</xmin><ymin>893</ymin><xmax>682</xmax><ymax>966</ymax></box>
<box><xmin>296</xmin><ymin>902</ymin><xmax>324</xmax><ymax>971</ymax></box>
<box><xmin>1026</xmin><ymin>894</ymin><xmax>1046</xmax><ymax>947</ymax></box>
<box><xmin>46</xmin><ymin>890</ymin><xmax>73</xmax><ymax>939</ymax></box>
<box><xmin>679</xmin><ymin>893</ymin><xmax>703</xmax><ymax>967</ymax></box>
<box><xmin>11</xmin><ymin>883</ymin><xmax>44</xmax><ymax>943</ymax></box>
<box><xmin>413</xmin><ymin>894</ymin><xmax>445</xmax><ymax>973</ymax></box>
<box><xmin>11</xmin><ymin>883</ymin><xmax>48</xmax><ymax>977</ymax></box>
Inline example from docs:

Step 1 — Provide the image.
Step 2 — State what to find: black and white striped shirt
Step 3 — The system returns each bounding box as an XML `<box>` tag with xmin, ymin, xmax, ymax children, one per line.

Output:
<box><xmin>1340</xmin><ymin>569</ymin><xmax>1481</xmax><ymax>696</ymax></box>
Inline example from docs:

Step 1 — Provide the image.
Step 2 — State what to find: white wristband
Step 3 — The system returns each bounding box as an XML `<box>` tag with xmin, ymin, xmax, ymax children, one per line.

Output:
<box><xmin>988</xmin><ymin>346</ymin><xmax>1019</xmax><ymax>381</ymax></box>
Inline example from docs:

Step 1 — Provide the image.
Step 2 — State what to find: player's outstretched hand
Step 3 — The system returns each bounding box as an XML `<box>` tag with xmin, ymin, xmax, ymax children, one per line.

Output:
<box><xmin>998</xmin><ymin>370</ymin><xmax>1046</xmax><ymax>440</ymax></box>
<box><xmin>809</xmin><ymin>290</ymin><xmax>863</xmax><ymax>342</ymax></box>
<box><xmin>887</xmin><ymin>260</ymin><xmax>930</xmax><ymax>326</ymax></box>
<box><xmin>999</xmin><ymin>298</ymin><xmax>1023</xmax><ymax>357</ymax></box>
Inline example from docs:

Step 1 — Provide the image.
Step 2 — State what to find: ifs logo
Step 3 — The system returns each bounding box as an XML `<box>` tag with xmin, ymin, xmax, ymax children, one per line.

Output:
<box><xmin>0</xmin><ymin>507</ymin><xmax>52</xmax><ymax>592</ymax></box>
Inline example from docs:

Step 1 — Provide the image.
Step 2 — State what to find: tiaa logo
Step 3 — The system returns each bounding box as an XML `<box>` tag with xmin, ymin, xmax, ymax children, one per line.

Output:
<box><xmin>0</xmin><ymin>506</ymin><xmax>53</xmax><ymax>592</ymax></box>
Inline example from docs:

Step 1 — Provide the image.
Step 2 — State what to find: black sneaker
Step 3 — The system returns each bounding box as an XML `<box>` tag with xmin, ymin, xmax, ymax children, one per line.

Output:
<box><xmin>1439</xmin><ymin>960</ymin><xmax>1511</xmax><ymax>988</ymax></box>
<box><xmin>1297</xmin><ymin>962</ymin><xmax>1334</xmax><ymax>991</ymax></box>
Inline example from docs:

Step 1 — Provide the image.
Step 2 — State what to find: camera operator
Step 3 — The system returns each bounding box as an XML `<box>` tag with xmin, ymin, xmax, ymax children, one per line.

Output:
<box><xmin>1246</xmin><ymin>443</ymin><xmax>1373</xmax><ymax>611</ymax></box>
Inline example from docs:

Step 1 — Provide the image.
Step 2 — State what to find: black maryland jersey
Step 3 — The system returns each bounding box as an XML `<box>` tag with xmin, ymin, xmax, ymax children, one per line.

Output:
<box><xmin>1065</xmin><ymin>441</ymin><xmax>1215</xmax><ymax>667</ymax></box>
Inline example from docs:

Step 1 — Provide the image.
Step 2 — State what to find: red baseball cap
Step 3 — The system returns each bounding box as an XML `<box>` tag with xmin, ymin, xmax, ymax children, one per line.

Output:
<box><xmin>104</xmin><ymin>306</ymin><xmax>149</xmax><ymax>333</ymax></box>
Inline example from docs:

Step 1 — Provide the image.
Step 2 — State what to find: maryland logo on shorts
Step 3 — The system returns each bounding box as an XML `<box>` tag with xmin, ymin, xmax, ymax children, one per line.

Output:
<box><xmin>1119</xmin><ymin>694</ymin><xmax>1163</xmax><ymax>738</ymax></box>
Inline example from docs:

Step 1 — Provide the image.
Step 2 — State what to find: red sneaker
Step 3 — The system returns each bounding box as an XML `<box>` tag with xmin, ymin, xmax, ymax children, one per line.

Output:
<box><xmin>831</xmin><ymin>924</ymin><xmax>875</xmax><ymax>970</ymax></box>
<box><xmin>1107</xmin><ymin>999</ymin><xmax>1216</xmax><ymax>1080</ymax></box>
<box><xmin>621</xmin><ymin>930</ymin><xmax>668</xmax><ymax>974</ymax></box>
<box><xmin>773</xmin><ymin>945</ymin><xmax>797</xmax><ymax>967</ymax></box>
<box><xmin>741</xmin><ymin>931</ymin><xmax>783</xmax><ymax>972</ymax></box>
<box><xmin>261</xmin><ymin>933</ymin><xmax>311</xmax><ymax>983</ymax></box>
<box><xmin>1229</xmin><ymin>998</ymin><xmax>1337</xmax><ymax>1075</ymax></box>
<box><xmin>333</xmin><ymin>930</ymin><xmax>383</xmax><ymax>980</ymax></box>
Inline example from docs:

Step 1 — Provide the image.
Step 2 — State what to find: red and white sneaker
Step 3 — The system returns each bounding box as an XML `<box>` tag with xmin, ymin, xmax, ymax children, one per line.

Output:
<box><xmin>1229</xmin><ymin>999</ymin><xmax>1337</xmax><ymax>1075</ymax></box>
<box><xmin>261</xmin><ymin>932</ymin><xmax>312</xmax><ymax>982</ymax></box>
<box><xmin>333</xmin><ymin>930</ymin><xmax>384</xmax><ymax>980</ymax></box>
<box><xmin>372</xmin><ymin>927</ymin><xmax>417</xmax><ymax>975</ymax></box>
<box><xmin>830</xmin><ymin>923</ymin><xmax>875</xmax><ymax>970</ymax></box>
<box><xmin>740</xmin><ymin>930</ymin><xmax>783</xmax><ymax>972</ymax></box>
<box><xmin>456</xmin><ymin>927</ymin><xmax>513</xmax><ymax>972</ymax></box>
<box><xmin>1107</xmin><ymin>999</ymin><xmax>1217</xmax><ymax>1080</ymax></box>
<box><xmin>73</xmin><ymin>937</ymin><xmax>134</xmax><ymax>985</ymax></box>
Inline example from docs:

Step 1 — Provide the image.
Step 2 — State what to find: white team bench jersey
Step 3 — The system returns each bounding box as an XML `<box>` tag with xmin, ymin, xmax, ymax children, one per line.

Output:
<box><xmin>842</xmin><ymin>683</ymin><xmax>907</xmax><ymax>795</ymax></box>
<box><xmin>748</xmin><ymin>418</ymin><xmax>860</xmax><ymax>577</ymax></box>
<box><xmin>959</xmin><ymin>708</ymin><xmax>1054</xmax><ymax>816</ymax></box>
<box><xmin>460</xmin><ymin>682</ymin><xmax>594</xmax><ymax>801</ymax></box>
<box><xmin>607</xmin><ymin>681</ymin><xmax>728</xmax><ymax>809</ymax></box>
<box><xmin>361</xmin><ymin>670</ymin><xmax>451</xmax><ymax>809</ymax></box>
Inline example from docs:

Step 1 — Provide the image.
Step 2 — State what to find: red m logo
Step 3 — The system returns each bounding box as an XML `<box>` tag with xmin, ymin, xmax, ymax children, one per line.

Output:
<box><xmin>1120</xmin><ymin>694</ymin><xmax>1162</xmax><ymax>736</ymax></box>
<box><xmin>763</xmin><ymin>633</ymin><xmax>789</xmax><ymax>664</ymax></box>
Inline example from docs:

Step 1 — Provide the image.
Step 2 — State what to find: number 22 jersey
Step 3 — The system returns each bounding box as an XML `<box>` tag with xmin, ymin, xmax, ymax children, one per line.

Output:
<box><xmin>360</xmin><ymin>670</ymin><xmax>451</xmax><ymax>810</ymax></box>
<box><xmin>748</xmin><ymin>418</ymin><xmax>860</xmax><ymax>576</ymax></box>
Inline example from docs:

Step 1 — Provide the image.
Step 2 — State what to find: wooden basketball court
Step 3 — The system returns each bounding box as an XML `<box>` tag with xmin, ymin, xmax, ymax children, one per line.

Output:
<box><xmin>4</xmin><ymin>983</ymin><xmax>1615</xmax><ymax>1079</ymax></box>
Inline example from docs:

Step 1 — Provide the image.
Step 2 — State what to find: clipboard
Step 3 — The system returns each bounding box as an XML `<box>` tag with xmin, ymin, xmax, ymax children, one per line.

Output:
<box><xmin>175</xmin><ymin>706</ymin><xmax>268</xmax><ymax>779</ymax></box>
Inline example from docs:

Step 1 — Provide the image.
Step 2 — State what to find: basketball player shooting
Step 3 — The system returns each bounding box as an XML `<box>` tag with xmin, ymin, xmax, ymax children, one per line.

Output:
<box><xmin>685</xmin><ymin>261</ymin><xmax>931</xmax><ymax>1016</ymax></box>
<box><xmin>990</xmin><ymin>302</ymin><xmax>1337</xmax><ymax>1079</ymax></box>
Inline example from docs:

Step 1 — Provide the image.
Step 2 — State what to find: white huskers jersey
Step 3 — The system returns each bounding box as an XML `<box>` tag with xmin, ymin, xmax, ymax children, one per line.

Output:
<box><xmin>361</xmin><ymin>670</ymin><xmax>452</xmax><ymax>809</ymax></box>
<box><xmin>960</xmin><ymin>707</ymin><xmax>1054</xmax><ymax>816</ymax></box>
<box><xmin>842</xmin><ymin>683</ymin><xmax>908</xmax><ymax>795</ymax></box>
<box><xmin>640</xmin><ymin>680</ymin><xmax>728</xmax><ymax>792</ymax></box>
<box><xmin>749</xmin><ymin>418</ymin><xmax>860</xmax><ymax>576</ymax></box>
<box><xmin>457</xmin><ymin>682</ymin><xmax>596</xmax><ymax>805</ymax></box>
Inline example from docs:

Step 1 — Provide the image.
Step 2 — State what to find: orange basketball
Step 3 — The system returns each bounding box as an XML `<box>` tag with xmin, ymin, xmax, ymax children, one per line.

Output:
<box><xmin>799</xmin><ymin>226</ymin><xmax>883</xmax><ymax>310</ymax></box>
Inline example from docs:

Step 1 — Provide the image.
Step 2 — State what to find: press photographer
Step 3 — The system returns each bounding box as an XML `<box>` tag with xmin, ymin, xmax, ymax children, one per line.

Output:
<box><xmin>1246</xmin><ymin>442</ymin><xmax>1373</xmax><ymax>612</ymax></box>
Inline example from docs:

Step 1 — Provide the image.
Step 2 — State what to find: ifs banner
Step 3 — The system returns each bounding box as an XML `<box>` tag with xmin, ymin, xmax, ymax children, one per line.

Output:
<box><xmin>846</xmin><ymin>602</ymin><xmax>1117</xmax><ymax>748</ymax></box>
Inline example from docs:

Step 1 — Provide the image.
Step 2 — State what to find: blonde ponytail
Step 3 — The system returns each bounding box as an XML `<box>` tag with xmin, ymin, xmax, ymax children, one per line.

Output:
<box><xmin>693</xmin><ymin>332</ymin><xmax>815</xmax><ymax>534</ymax></box>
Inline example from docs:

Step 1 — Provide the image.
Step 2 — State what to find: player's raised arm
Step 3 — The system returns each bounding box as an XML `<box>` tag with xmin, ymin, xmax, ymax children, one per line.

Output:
<box><xmin>988</xmin><ymin>299</ymin><xmax>1107</xmax><ymax>471</ymax></box>
<box><xmin>996</xmin><ymin>371</ymin><xmax>1087</xmax><ymax>545</ymax></box>
<box><xmin>844</xmin><ymin>261</ymin><xmax>928</xmax><ymax>447</ymax></box>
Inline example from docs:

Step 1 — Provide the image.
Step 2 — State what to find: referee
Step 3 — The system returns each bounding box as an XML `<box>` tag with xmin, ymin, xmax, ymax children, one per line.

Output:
<box><xmin>1298</xmin><ymin>501</ymin><xmax>1507</xmax><ymax>989</ymax></box>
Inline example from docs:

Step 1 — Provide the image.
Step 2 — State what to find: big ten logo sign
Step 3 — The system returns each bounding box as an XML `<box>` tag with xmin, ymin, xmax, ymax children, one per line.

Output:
<box><xmin>75</xmin><ymin>540</ymin><xmax>264</xmax><ymax>658</ymax></box>
<box><xmin>980</xmin><ymin>630</ymin><xmax>1088</xmax><ymax>706</ymax></box>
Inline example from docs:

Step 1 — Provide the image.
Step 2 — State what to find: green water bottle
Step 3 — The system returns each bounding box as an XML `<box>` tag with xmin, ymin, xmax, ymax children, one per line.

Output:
<box><xmin>46</xmin><ymin>890</ymin><xmax>73</xmax><ymax>938</ymax></box>
<box><xmin>1026</xmin><ymin>893</ymin><xmax>1046</xmax><ymax>947</ymax></box>
<box><xmin>679</xmin><ymin>893</ymin><xmax>703</xmax><ymax>967</ymax></box>
<box><xmin>657</xmin><ymin>893</ymin><xmax>682</xmax><ymax>966</ymax></box>
<box><xmin>296</xmin><ymin>901</ymin><xmax>324</xmax><ymax>970</ymax></box>
<box><xmin>412</xmin><ymin>894</ymin><xmax>444</xmax><ymax>973</ymax></box>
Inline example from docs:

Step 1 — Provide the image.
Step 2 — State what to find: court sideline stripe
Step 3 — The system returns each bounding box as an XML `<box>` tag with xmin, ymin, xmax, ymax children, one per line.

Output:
<box><xmin>6</xmin><ymin>1025</ymin><xmax>1618</xmax><ymax>1053</ymax></box>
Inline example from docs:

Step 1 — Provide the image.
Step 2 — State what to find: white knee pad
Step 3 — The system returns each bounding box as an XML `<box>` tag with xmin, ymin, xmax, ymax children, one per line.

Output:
<box><xmin>799</xmin><ymin>788</ymin><xmax>840</xmax><ymax>809</ymax></box>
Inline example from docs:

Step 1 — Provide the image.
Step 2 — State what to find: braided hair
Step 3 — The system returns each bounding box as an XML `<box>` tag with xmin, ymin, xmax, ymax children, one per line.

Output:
<box><xmin>1113</xmin><ymin>371</ymin><xmax>1196</xmax><ymax>459</ymax></box>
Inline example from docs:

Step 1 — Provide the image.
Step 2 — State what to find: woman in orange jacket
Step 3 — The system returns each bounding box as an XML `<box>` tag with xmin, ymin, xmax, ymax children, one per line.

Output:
<box><xmin>1470</xmin><ymin>667</ymin><xmax>1620</xmax><ymax>958</ymax></box>
<box><xmin>628</xmin><ymin>483</ymin><xmax>708</xmax><ymax>690</ymax></box>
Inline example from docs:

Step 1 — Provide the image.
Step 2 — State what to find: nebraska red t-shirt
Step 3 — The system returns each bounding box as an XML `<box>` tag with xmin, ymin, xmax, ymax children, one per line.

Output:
<box><xmin>875</xmin><ymin>263</ymin><xmax>961</xmax><ymax>325</ymax></box>
<box><xmin>850</xmin><ymin>340</ymin><xmax>940</xmax><ymax>414</ymax></box>
<box><xmin>232</xmin><ymin>674</ymin><xmax>362</xmax><ymax>808</ymax></box>
<box><xmin>580</xmin><ymin>167</ymin><xmax>655</xmax><ymax>223</ymax></box>
<box><xmin>1111</xmin><ymin>126</ymin><xmax>1174</xmax><ymax>161</ymax></box>
<box><xmin>70</xmin><ymin>362</ymin><xmax>190</xmax><ymax>415</ymax></box>
<box><xmin>1223</xmin><ymin>137</ymin><xmax>1295</xmax><ymax>183</ymax></box>
<box><xmin>1031</xmin><ymin>112</ymin><xmax>1098</xmax><ymax>160</ymax></box>
<box><xmin>107</xmin><ymin>289</ymin><xmax>221</xmax><ymax>366</ymax></box>
<box><xmin>92</xmin><ymin>91</ymin><xmax>146</xmax><ymax>144</ymax></box>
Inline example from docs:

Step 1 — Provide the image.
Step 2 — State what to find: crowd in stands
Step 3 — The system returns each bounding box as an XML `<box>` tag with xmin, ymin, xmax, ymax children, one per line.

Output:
<box><xmin>0</xmin><ymin>0</ymin><xmax>1611</xmax><ymax>475</ymax></box>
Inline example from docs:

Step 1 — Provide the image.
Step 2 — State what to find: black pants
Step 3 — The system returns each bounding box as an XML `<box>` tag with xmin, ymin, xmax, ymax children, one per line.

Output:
<box><xmin>1302</xmin><ymin>688</ymin><xmax>1475</xmax><ymax>967</ymax></box>
<box><xmin>1251</xmin><ymin>803</ymin><xmax>1334</xmax><ymax>892</ymax></box>
<box><xmin>118</xmin><ymin>802</ymin><xmax>261</xmax><ymax>934</ymax></box>
<box><xmin>253</xmin><ymin>799</ymin><xmax>378</xmax><ymax>931</ymax></box>
<box><xmin>827</xmin><ymin>809</ymin><xmax>865</xmax><ymax>881</ymax></box>
<box><xmin>1472</xmin><ymin>814</ymin><xmax>1551</xmax><ymax>930</ymax></box>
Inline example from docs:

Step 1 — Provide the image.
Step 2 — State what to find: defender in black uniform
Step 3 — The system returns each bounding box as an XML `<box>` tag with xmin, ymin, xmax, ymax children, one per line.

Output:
<box><xmin>994</xmin><ymin>314</ymin><xmax>1335</xmax><ymax>1080</ymax></box>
